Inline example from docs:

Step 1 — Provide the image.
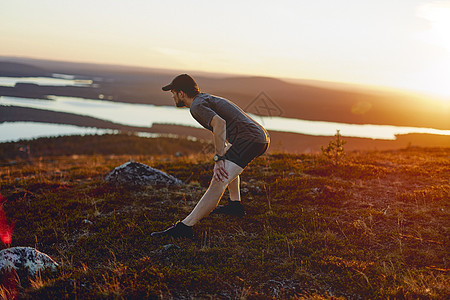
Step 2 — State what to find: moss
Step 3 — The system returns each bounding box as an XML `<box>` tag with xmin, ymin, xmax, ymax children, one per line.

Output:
<box><xmin>0</xmin><ymin>137</ymin><xmax>448</xmax><ymax>299</ymax></box>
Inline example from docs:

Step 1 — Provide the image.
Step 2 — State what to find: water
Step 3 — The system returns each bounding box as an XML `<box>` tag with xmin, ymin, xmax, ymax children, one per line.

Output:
<box><xmin>1</xmin><ymin>75</ymin><xmax>449</xmax><ymax>142</ymax></box>
<box><xmin>0</xmin><ymin>122</ymin><xmax>118</xmax><ymax>142</ymax></box>
<box><xmin>0</xmin><ymin>96</ymin><xmax>199</xmax><ymax>128</ymax></box>
<box><xmin>1</xmin><ymin>95</ymin><xmax>450</xmax><ymax>143</ymax></box>
<box><xmin>0</xmin><ymin>75</ymin><xmax>93</xmax><ymax>87</ymax></box>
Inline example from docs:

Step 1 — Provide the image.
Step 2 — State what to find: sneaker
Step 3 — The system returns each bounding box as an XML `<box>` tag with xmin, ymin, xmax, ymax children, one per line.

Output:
<box><xmin>212</xmin><ymin>200</ymin><xmax>246</xmax><ymax>217</ymax></box>
<box><xmin>151</xmin><ymin>221</ymin><xmax>194</xmax><ymax>239</ymax></box>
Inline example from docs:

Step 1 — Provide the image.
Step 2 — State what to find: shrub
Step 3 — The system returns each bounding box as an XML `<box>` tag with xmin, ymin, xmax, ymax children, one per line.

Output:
<box><xmin>321</xmin><ymin>130</ymin><xmax>346</xmax><ymax>166</ymax></box>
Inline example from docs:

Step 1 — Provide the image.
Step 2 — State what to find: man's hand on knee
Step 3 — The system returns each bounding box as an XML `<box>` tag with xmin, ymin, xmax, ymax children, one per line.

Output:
<box><xmin>213</xmin><ymin>160</ymin><xmax>229</xmax><ymax>182</ymax></box>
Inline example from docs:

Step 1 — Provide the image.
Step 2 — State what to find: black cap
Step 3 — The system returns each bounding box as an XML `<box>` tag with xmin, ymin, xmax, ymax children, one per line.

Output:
<box><xmin>162</xmin><ymin>74</ymin><xmax>198</xmax><ymax>92</ymax></box>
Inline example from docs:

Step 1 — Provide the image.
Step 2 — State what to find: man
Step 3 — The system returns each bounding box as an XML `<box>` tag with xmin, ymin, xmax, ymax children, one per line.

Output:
<box><xmin>151</xmin><ymin>74</ymin><xmax>269</xmax><ymax>238</ymax></box>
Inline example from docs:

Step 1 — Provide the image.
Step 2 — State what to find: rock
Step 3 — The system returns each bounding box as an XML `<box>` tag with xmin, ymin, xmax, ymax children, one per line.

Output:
<box><xmin>152</xmin><ymin>244</ymin><xmax>181</xmax><ymax>255</ymax></box>
<box><xmin>82</xmin><ymin>219</ymin><xmax>93</xmax><ymax>225</ymax></box>
<box><xmin>162</xmin><ymin>244</ymin><xmax>180</xmax><ymax>251</ymax></box>
<box><xmin>105</xmin><ymin>161</ymin><xmax>182</xmax><ymax>187</ymax></box>
<box><xmin>0</xmin><ymin>247</ymin><xmax>59</xmax><ymax>277</ymax></box>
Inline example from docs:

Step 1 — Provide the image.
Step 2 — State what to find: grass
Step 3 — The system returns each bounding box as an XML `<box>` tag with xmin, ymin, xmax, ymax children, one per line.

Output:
<box><xmin>0</xmin><ymin>135</ymin><xmax>448</xmax><ymax>299</ymax></box>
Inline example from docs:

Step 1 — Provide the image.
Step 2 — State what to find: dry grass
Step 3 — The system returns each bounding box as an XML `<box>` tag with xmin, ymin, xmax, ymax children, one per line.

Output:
<box><xmin>0</xmin><ymin>135</ymin><xmax>448</xmax><ymax>299</ymax></box>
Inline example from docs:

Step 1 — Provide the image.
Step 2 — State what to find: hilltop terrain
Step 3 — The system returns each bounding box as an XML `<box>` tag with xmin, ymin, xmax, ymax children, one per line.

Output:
<box><xmin>1</xmin><ymin>57</ymin><xmax>448</xmax><ymax>130</ymax></box>
<box><xmin>1</xmin><ymin>57</ymin><xmax>449</xmax><ymax>153</ymax></box>
<box><xmin>0</xmin><ymin>135</ymin><xmax>448</xmax><ymax>299</ymax></box>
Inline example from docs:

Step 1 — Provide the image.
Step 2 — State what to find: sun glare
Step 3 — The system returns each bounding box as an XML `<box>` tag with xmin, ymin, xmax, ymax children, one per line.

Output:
<box><xmin>417</xmin><ymin>2</ymin><xmax>450</xmax><ymax>52</ymax></box>
<box><xmin>415</xmin><ymin>2</ymin><xmax>450</xmax><ymax>99</ymax></box>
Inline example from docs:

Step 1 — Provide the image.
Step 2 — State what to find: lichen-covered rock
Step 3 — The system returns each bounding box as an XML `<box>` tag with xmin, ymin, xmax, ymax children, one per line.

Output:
<box><xmin>105</xmin><ymin>161</ymin><xmax>182</xmax><ymax>187</ymax></box>
<box><xmin>0</xmin><ymin>247</ymin><xmax>59</xmax><ymax>276</ymax></box>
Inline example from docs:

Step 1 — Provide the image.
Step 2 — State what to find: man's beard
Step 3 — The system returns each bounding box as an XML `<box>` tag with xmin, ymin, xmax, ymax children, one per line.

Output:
<box><xmin>175</xmin><ymin>99</ymin><xmax>185</xmax><ymax>107</ymax></box>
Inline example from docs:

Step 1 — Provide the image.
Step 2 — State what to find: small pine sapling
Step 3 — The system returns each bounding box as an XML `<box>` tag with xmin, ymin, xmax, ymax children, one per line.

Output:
<box><xmin>321</xmin><ymin>130</ymin><xmax>347</xmax><ymax>166</ymax></box>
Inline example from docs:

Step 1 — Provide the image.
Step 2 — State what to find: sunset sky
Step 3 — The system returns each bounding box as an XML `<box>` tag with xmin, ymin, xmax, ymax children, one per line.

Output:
<box><xmin>1</xmin><ymin>0</ymin><xmax>450</xmax><ymax>98</ymax></box>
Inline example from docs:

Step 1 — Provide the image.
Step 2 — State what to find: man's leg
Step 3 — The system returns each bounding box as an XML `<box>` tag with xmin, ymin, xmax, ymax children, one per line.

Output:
<box><xmin>182</xmin><ymin>160</ymin><xmax>243</xmax><ymax>226</ymax></box>
<box><xmin>228</xmin><ymin>175</ymin><xmax>241</xmax><ymax>201</ymax></box>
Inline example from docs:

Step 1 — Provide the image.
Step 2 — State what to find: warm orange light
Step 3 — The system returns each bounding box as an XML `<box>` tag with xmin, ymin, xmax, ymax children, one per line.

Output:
<box><xmin>415</xmin><ymin>3</ymin><xmax>450</xmax><ymax>99</ymax></box>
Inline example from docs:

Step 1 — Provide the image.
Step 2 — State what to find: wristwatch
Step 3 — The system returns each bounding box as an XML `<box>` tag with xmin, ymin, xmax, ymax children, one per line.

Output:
<box><xmin>213</xmin><ymin>154</ymin><xmax>226</xmax><ymax>162</ymax></box>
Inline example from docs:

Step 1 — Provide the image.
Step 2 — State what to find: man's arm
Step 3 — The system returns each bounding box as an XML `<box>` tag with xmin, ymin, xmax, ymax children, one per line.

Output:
<box><xmin>210</xmin><ymin>115</ymin><xmax>228</xmax><ymax>181</ymax></box>
<box><xmin>210</xmin><ymin>115</ymin><xmax>226</xmax><ymax>155</ymax></box>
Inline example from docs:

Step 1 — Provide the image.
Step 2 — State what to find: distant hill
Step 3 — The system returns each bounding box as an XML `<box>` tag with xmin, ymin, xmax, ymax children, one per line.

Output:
<box><xmin>198</xmin><ymin>76</ymin><xmax>449</xmax><ymax>130</ymax></box>
<box><xmin>0</xmin><ymin>61</ymin><xmax>51</xmax><ymax>77</ymax></box>
<box><xmin>1</xmin><ymin>56</ymin><xmax>448</xmax><ymax>130</ymax></box>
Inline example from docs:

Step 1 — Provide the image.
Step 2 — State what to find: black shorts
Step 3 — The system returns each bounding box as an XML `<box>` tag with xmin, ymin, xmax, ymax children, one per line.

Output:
<box><xmin>225</xmin><ymin>139</ymin><xmax>269</xmax><ymax>168</ymax></box>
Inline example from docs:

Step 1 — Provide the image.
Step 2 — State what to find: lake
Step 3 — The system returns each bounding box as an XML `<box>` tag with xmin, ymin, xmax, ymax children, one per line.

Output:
<box><xmin>1</xmin><ymin>76</ymin><xmax>449</xmax><ymax>143</ymax></box>
<box><xmin>0</xmin><ymin>75</ymin><xmax>93</xmax><ymax>87</ymax></box>
<box><xmin>2</xmin><ymin>95</ymin><xmax>450</xmax><ymax>143</ymax></box>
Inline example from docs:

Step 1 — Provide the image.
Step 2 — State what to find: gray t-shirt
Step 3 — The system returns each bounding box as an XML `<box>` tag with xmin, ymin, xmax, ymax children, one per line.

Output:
<box><xmin>190</xmin><ymin>93</ymin><xmax>269</xmax><ymax>144</ymax></box>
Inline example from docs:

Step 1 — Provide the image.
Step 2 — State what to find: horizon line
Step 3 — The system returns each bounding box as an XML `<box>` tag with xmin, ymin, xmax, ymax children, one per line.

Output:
<box><xmin>0</xmin><ymin>54</ymin><xmax>446</xmax><ymax>100</ymax></box>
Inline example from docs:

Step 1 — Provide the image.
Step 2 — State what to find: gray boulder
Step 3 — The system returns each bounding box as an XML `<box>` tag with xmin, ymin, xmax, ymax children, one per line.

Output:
<box><xmin>105</xmin><ymin>161</ymin><xmax>182</xmax><ymax>187</ymax></box>
<box><xmin>0</xmin><ymin>247</ymin><xmax>59</xmax><ymax>276</ymax></box>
